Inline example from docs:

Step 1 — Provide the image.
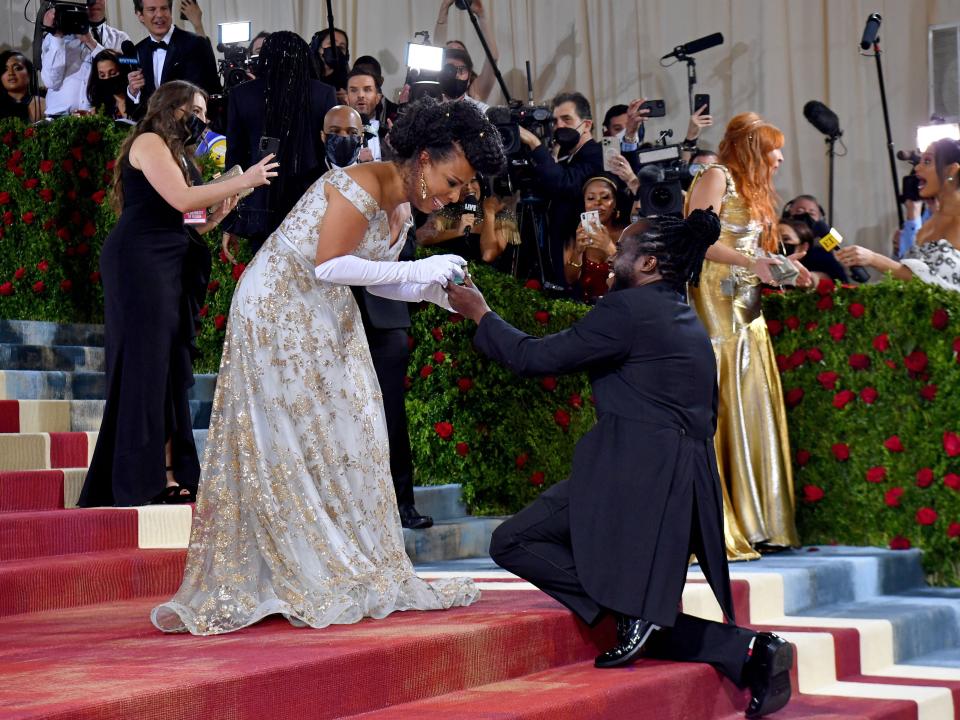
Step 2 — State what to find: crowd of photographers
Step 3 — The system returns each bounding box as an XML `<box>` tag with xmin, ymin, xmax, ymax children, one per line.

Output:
<box><xmin>0</xmin><ymin>0</ymin><xmax>931</xmax><ymax>302</ymax></box>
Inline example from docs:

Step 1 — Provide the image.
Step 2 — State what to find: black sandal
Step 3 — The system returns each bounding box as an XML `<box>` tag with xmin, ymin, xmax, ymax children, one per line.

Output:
<box><xmin>150</xmin><ymin>467</ymin><xmax>196</xmax><ymax>504</ymax></box>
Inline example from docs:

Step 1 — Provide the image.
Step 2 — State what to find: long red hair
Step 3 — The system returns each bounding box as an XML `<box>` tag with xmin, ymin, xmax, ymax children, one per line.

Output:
<box><xmin>718</xmin><ymin>112</ymin><xmax>783</xmax><ymax>252</ymax></box>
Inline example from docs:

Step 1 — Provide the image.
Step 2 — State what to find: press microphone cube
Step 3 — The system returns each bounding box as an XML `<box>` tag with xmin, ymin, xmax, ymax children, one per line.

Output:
<box><xmin>818</xmin><ymin>228</ymin><xmax>843</xmax><ymax>252</ymax></box>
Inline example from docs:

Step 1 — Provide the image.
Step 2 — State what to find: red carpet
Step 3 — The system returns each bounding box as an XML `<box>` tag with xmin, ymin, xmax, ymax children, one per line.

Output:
<box><xmin>0</xmin><ymin>509</ymin><xmax>138</xmax><ymax>560</ymax></box>
<box><xmin>0</xmin><ymin>470</ymin><xmax>65</xmax><ymax>512</ymax></box>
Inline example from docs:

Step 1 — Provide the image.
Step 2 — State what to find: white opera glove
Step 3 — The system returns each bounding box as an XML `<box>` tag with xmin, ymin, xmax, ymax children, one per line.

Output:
<box><xmin>367</xmin><ymin>281</ymin><xmax>455</xmax><ymax>311</ymax></box>
<box><xmin>314</xmin><ymin>253</ymin><xmax>466</xmax><ymax>286</ymax></box>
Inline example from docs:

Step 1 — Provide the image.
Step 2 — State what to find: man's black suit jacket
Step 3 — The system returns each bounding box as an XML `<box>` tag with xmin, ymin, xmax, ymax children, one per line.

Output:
<box><xmin>132</xmin><ymin>27</ymin><xmax>221</xmax><ymax>118</ymax></box>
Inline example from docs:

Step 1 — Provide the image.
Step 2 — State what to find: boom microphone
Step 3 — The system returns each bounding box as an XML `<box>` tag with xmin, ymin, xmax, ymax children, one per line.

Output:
<box><xmin>661</xmin><ymin>32</ymin><xmax>724</xmax><ymax>61</ymax></box>
<box><xmin>803</xmin><ymin>101</ymin><xmax>842</xmax><ymax>139</ymax></box>
<box><xmin>860</xmin><ymin>13</ymin><xmax>882</xmax><ymax>50</ymax></box>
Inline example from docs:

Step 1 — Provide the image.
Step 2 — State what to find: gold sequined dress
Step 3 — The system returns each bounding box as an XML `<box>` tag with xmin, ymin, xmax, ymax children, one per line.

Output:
<box><xmin>686</xmin><ymin>164</ymin><xmax>799</xmax><ymax>560</ymax></box>
<box><xmin>151</xmin><ymin>168</ymin><xmax>479</xmax><ymax>635</ymax></box>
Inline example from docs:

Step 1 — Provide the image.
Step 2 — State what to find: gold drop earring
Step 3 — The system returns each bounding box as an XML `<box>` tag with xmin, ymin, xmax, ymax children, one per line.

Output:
<box><xmin>419</xmin><ymin>172</ymin><xmax>428</xmax><ymax>200</ymax></box>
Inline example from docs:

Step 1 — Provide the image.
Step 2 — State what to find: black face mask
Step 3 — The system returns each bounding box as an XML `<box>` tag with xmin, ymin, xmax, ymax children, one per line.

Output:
<box><xmin>324</xmin><ymin>134</ymin><xmax>361</xmax><ymax>168</ymax></box>
<box><xmin>102</xmin><ymin>75</ymin><xmax>126</xmax><ymax>97</ymax></box>
<box><xmin>184</xmin><ymin>113</ymin><xmax>206</xmax><ymax>146</ymax></box>
<box><xmin>438</xmin><ymin>70</ymin><xmax>469</xmax><ymax>99</ymax></box>
<box><xmin>553</xmin><ymin>126</ymin><xmax>582</xmax><ymax>155</ymax></box>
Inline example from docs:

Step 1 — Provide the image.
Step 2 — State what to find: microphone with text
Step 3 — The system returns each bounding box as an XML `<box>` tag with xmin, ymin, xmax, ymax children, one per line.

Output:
<box><xmin>803</xmin><ymin>100</ymin><xmax>842</xmax><ymax>139</ymax></box>
<box><xmin>814</xmin><ymin>221</ymin><xmax>870</xmax><ymax>283</ymax></box>
<box><xmin>460</xmin><ymin>194</ymin><xmax>478</xmax><ymax>237</ymax></box>
<box><xmin>119</xmin><ymin>40</ymin><xmax>139</xmax><ymax>68</ymax></box>
<box><xmin>860</xmin><ymin>13</ymin><xmax>882</xmax><ymax>50</ymax></box>
<box><xmin>661</xmin><ymin>33</ymin><xmax>724</xmax><ymax>61</ymax></box>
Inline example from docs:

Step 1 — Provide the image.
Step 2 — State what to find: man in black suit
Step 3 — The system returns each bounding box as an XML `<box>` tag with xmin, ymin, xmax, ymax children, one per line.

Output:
<box><xmin>446</xmin><ymin>211</ymin><xmax>793</xmax><ymax>718</ymax></box>
<box><xmin>518</xmin><ymin>91</ymin><xmax>603</xmax><ymax>289</ymax></box>
<box><xmin>126</xmin><ymin>0</ymin><xmax>220</xmax><ymax>119</ymax></box>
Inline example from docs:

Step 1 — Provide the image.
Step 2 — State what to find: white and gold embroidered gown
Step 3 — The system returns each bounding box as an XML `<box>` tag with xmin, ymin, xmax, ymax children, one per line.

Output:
<box><xmin>152</xmin><ymin>168</ymin><xmax>479</xmax><ymax>635</ymax></box>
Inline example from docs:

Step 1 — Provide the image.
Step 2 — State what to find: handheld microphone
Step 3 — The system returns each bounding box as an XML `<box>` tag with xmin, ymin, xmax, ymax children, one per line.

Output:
<box><xmin>815</xmin><ymin>222</ymin><xmax>869</xmax><ymax>283</ymax></box>
<box><xmin>803</xmin><ymin>100</ymin><xmax>842</xmax><ymax>139</ymax></box>
<box><xmin>896</xmin><ymin>149</ymin><xmax>921</xmax><ymax>165</ymax></box>
<box><xmin>461</xmin><ymin>194</ymin><xmax>478</xmax><ymax>236</ymax></box>
<box><xmin>661</xmin><ymin>32</ymin><xmax>724</xmax><ymax>61</ymax></box>
<box><xmin>860</xmin><ymin>13</ymin><xmax>882</xmax><ymax>50</ymax></box>
<box><xmin>119</xmin><ymin>40</ymin><xmax>139</xmax><ymax>68</ymax></box>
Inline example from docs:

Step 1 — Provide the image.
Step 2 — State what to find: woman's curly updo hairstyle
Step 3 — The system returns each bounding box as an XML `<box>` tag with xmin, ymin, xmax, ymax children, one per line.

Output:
<box><xmin>387</xmin><ymin>96</ymin><xmax>506</xmax><ymax>178</ymax></box>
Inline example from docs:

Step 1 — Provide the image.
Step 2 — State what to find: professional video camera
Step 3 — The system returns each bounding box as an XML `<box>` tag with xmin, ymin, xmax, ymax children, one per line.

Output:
<box><xmin>42</xmin><ymin>1</ymin><xmax>92</xmax><ymax>36</ymax></box>
<box><xmin>216</xmin><ymin>43</ymin><xmax>256</xmax><ymax>92</ymax></box>
<box><xmin>485</xmin><ymin>103</ymin><xmax>554</xmax><ymax>198</ymax></box>
<box><xmin>896</xmin><ymin>149</ymin><xmax>921</xmax><ymax>203</ymax></box>
<box><xmin>634</xmin><ymin>144</ymin><xmax>687</xmax><ymax>217</ymax></box>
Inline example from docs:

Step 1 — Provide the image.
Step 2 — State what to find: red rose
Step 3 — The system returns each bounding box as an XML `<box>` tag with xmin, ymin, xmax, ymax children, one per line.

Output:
<box><xmin>803</xmin><ymin>484</ymin><xmax>824</xmax><ymax>503</ymax></box>
<box><xmin>568</xmin><ymin>393</ymin><xmax>583</xmax><ymax>408</ymax></box>
<box><xmin>541</xmin><ymin>376</ymin><xmax>557</xmax><ymax>391</ymax></box>
<box><xmin>432</xmin><ymin>351</ymin><xmax>446</xmax><ymax>364</ymax></box>
<box><xmin>796</xmin><ymin>449</ymin><xmax>811</xmax><ymax>466</ymax></box>
<box><xmin>213</xmin><ymin>314</ymin><xmax>226</xmax><ymax>330</ymax></box>
<box><xmin>848</xmin><ymin>302</ymin><xmax>866</xmax><ymax>318</ymax></box>
<box><xmin>860</xmin><ymin>387</ymin><xmax>878</xmax><ymax>404</ymax></box>
<box><xmin>32</xmin><ymin>281</ymin><xmax>45</xmax><ymax>294</ymax></box>
<box><xmin>954</xmin><ymin>337</ymin><xmax>960</xmax><ymax>355</ymax></box>
<box><xmin>2</xmin><ymin>131</ymin><xmax>14</xmax><ymax>145</ymax></box>
<box><xmin>11</xmin><ymin>165</ymin><xmax>24</xmax><ymax>177</ymax></box>
<box><xmin>42</xmin><ymin>219</ymin><xmax>53</xmax><ymax>231</ymax></box>
<box><xmin>207</xmin><ymin>280</ymin><xmax>220</xmax><ymax>293</ymax></box>
<box><xmin>431</xmin><ymin>327</ymin><xmax>444</xmax><ymax>342</ymax></box>
<box><xmin>36</xmin><ymin>259</ymin><xmax>49</xmax><ymax>273</ymax></box>
<box><xmin>872</xmin><ymin>333</ymin><xmax>890</xmax><ymax>352</ymax></box>
<box><xmin>915</xmin><ymin>468</ymin><xmax>934</xmax><ymax>488</ymax></box>
<box><xmin>66</xmin><ymin>190</ymin><xmax>76</xmax><ymax>201</ymax></box>
<box><xmin>91</xmin><ymin>189</ymin><xmax>106</xmax><ymax>205</ymax></box>
<box><xmin>76</xmin><ymin>243</ymin><xmax>89</xmax><ymax>256</ymax></box>
<box><xmin>86</xmin><ymin>130</ymin><xmax>102</xmax><ymax>145</ymax></box>
<box><xmin>889</xmin><ymin>535</ymin><xmax>911</xmax><ymax>550</ymax></box>
<box><xmin>941</xmin><ymin>431</ymin><xmax>960</xmax><ymax>458</ymax></box>
<box><xmin>403</xmin><ymin>375</ymin><xmax>412</xmax><ymax>391</ymax></box>
<box><xmin>833</xmin><ymin>389</ymin><xmax>856</xmax><ymax>409</ymax></box>
<box><xmin>8</xmin><ymin>150</ymin><xmax>23</xmax><ymax>164</ymax></box>
<box><xmin>434</xmin><ymin>421</ymin><xmax>454</xmax><ymax>440</ymax></box>
<box><xmin>449</xmin><ymin>313</ymin><xmax>463</xmax><ymax>324</ymax></box>
<box><xmin>786</xmin><ymin>316</ymin><xmax>800</xmax><ymax>331</ymax></box>
<box><xmin>884</xmin><ymin>359</ymin><xmax>898</xmax><ymax>370</ymax></box>
<box><xmin>59</xmin><ymin>279</ymin><xmax>72</xmax><ymax>292</ymax></box>
<box><xmin>106</xmin><ymin>158</ymin><xmax>116</xmax><ymax>170</ymax></box>
<box><xmin>89</xmin><ymin>271</ymin><xmax>100</xmax><ymax>284</ymax></box>
<box><xmin>932</xmin><ymin>308</ymin><xmax>949</xmax><ymax>330</ymax></box>
<box><xmin>77</xmin><ymin>167</ymin><xmax>90</xmax><ymax>180</ymax></box>
<box><xmin>884</xmin><ymin>487</ymin><xmax>904</xmax><ymax>507</ymax></box>
<box><xmin>775</xmin><ymin>354</ymin><xmax>789</xmax><ymax>373</ymax></box>
<box><xmin>529</xmin><ymin>471</ymin><xmax>545</xmax><ymax>486</ymax></box>
<box><xmin>948</xmin><ymin>522</ymin><xmax>960</xmax><ymax>539</ymax></box>
<box><xmin>883</xmin><ymin>435</ymin><xmax>904</xmax><ymax>453</ymax></box>
<box><xmin>524</xmin><ymin>279</ymin><xmax>541</xmax><ymax>290</ymax></box>
<box><xmin>456</xmin><ymin>377</ymin><xmax>473</xmax><ymax>393</ymax></box>
<box><xmin>39</xmin><ymin>159</ymin><xmax>54</xmax><ymax>173</ymax></box>
<box><xmin>80</xmin><ymin>220</ymin><xmax>95</xmax><ymax>238</ymax></box>
<box><xmin>231</xmin><ymin>263</ymin><xmax>246</xmax><ymax>281</ymax></box>
<box><xmin>865</xmin><ymin>466</ymin><xmax>887</xmax><ymax>483</ymax></box>
<box><xmin>920</xmin><ymin>384</ymin><xmax>938</xmax><ymax>402</ymax></box>
<box><xmin>23</xmin><ymin>177</ymin><xmax>39</xmax><ymax>189</ymax></box>
<box><xmin>2</xmin><ymin>211</ymin><xmax>13</xmax><ymax>225</ymax></box>
<box><xmin>849</xmin><ymin>353</ymin><xmax>870</xmax><ymax>370</ymax></box>
<box><xmin>831</xmin><ymin>443</ymin><xmax>850</xmax><ymax>461</ymax></box>
<box><xmin>515</xmin><ymin>453</ymin><xmax>529</xmax><ymax>469</ymax></box>
<box><xmin>828</xmin><ymin>323</ymin><xmax>846</xmax><ymax>341</ymax></box>
<box><xmin>784</xmin><ymin>387</ymin><xmax>804</xmax><ymax>408</ymax></box>
<box><xmin>916</xmin><ymin>507</ymin><xmax>938</xmax><ymax>526</ymax></box>
<box><xmin>816</xmin><ymin>295</ymin><xmax>834</xmax><ymax>312</ymax></box>
<box><xmin>455</xmin><ymin>442</ymin><xmax>469</xmax><ymax>457</ymax></box>
<box><xmin>21</xmin><ymin>212</ymin><xmax>34</xmax><ymax>225</ymax></box>
<box><xmin>534</xmin><ymin>310</ymin><xmax>550</xmax><ymax>325</ymax></box>
<box><xmin>419</xmin><ymin>365</ymin><xmax>434</xmax><ymax>379</ymax></box>
<box><xmin>806</xmin><ymin>347</ymin><xmax>824</xmax><ymax>363</ymax></box>
<box><xmin>0</xmin><ymin>282</ymin><xmax>12</xmax><ymax>296</ymax></box>
<box><xmin>806</xmin><ymin>321</ymin><xmax>819</xmax><ymax>331</ymax></box>
<box><xmin>904</xmin><ymin>350</ymin><xmax>928</xmax><ymax>374</ymax></box>
<box><xmin>944</xmin><ymin>473</ymin><xmax>960</xmax><ymax>491</ymax></box>
<box><xmin>817</xmin><ymin>371</ymin><xmax>839</xmax><ymax>390</ymax></box>
<box><xmin>788</xmin><ymin>349</ymin><xmax>806</xmax><ymax>369</ymax></box>
<box><xmin>554</xmin><ymin>408</ymin><xmax>571</xmax><ymax>430</ymax></box>
<box><xmin>198</xmin><ymin>304</ymin><xmax>209</xmax><ymax>318</ymax></box>
<box><xmin>0</xmin><ymin>191</ymin><xmax>9</xmax><ymax>205</ymax></box>
<box><xmin>816</xmin><ymin>277</ymin><xmax>836</xmax><ymax>295</ymax></box>
<box><xmin>767</xmin><ymin>319</ymin><xmax>783</xmax><ymax>336</ymax></box>
<box><xmin>38</xmin><ymin>188</ymin><xmax>53</xmax><ymax>202</ymax></box>
<box><xmin>13</xmin><ymin>267</ymin><xmax>25</xmax><ymax>280</ymax></box>
<box><xmin>69</xmin><ymin>147</ymin><xmax>83</xmax><ymax>162</ymax></box>
<box><xmin>61</xmin><ymin>159</ymin><xmax>73</xmax><ymax>173</ymax></box>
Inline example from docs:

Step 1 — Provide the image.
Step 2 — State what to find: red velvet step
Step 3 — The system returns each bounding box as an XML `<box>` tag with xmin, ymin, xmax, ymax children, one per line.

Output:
<box><xmin>0</xmin><ymin>508</ymin><xmax>139</xmax><ymax>561</ymax></box>
<box><xmin>0</xmin><ymin>470</ymin><xmax>66</xmax><ymax>512</ymax></box>
<box><xmin>49</xmin><ymin>431</ymin><xmax>89</xmax><ymax>468</ymax></box>
<box><xmin>0</xmin><ymin>549</ymin><xmax>185</xmax><ymax>617</ymax></box>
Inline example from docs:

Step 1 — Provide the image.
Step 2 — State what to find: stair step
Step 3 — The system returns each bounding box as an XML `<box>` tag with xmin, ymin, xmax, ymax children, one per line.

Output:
<box><xmin>0</xmin><ymin>319</ymin><xmax>104</xmax><ymax>347</ymax></box>
<box><xmin>403</xmin><ymin>516</ymin><xmax>504</xmax><ymax>563</ymax></box>
<box><xmin>0</xmin><ymin>370</ymin><xmax>217</xmax><ymax>401</ymax></box>
<box><xmin>0</xmin><ymin>343</ymin><xmax>105</xmax><ymax>372</ymax></box>
<box><xmin>0</xmin><ymin>508</ymin><xmax>139</xmax><ymax>560</ymax></box>
<box><xmin>411</xmin><ymin>483</ymin><xmax>469</xmax><ymax>522</ymax></box>
<box><xmin>0</xmin><ymin>398</ymin><xmax>212</xmax><ymax>433</ymax></box>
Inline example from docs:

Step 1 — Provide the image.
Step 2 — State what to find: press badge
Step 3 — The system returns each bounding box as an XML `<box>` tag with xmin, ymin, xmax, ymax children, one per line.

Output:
<box><xmin>183</xmin><ymin>209</ymin><xmax>208</xmax><ymax>225</ymax></box>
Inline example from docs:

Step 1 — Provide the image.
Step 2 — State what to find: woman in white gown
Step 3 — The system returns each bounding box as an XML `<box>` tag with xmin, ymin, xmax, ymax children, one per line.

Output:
<box><xmin>152</xmin><ymin>98</ymin><xmax>507</xmax><ymax>635</ymax></box>
<box><xmin>836</xmin><ymin>138</ymin><xmax>960</xmax><ymax>293</ymax></box>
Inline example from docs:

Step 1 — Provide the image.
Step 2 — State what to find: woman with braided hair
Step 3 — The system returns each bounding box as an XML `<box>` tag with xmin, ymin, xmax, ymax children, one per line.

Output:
<box><xmin>446</xmin><ymin>211</ymin><xmax>794</xmax><ymax>716</ymax></box>
<box><xmin>685</xmin><ymin>112</ymin><xmax>803</xmax><ymax>558</ymax></box>
<box><xmin>152</xmin><ymin>97</ymin><xmax>506</xmax><ymax>635</ymax></box>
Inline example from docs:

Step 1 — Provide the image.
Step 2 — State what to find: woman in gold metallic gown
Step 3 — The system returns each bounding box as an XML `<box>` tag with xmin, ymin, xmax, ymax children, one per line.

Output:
<box><xmin>684</xmin><ymin>112</ymin><xmax>804</xmax><ymax>559</ymax></box>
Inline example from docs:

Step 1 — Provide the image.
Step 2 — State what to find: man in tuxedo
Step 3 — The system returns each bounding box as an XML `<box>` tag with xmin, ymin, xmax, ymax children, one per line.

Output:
<box><xmin>126</xmin><ymin>0</ymin><xmax>220</xmax><ymax>118</ymax></box>
<box><xmin>446</xmin><ymin>211</ymin><xmax>793</xmax><ymax>718</ymax></box>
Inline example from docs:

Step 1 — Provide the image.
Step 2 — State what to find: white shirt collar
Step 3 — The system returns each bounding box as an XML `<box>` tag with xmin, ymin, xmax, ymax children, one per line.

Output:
<box><xmin>153</xmin><ymin>26</ymin><xmax>175</xmax><ymax>45</ymax></box>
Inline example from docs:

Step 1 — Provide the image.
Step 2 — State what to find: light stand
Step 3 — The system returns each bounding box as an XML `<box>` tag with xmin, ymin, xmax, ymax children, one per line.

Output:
<box><xmin>865</xmin><ymin>38</ymin><xmax>904</xmax><ymax>227</ymax></box>
<box><xmin>677</xmin><ymin>51</ymin><xmax>697</xmax><ymax>114</ymax></box>
<box><xmin>825</xmin><ymin>133</ymin><xmax>839</xmax><ymax>225</ymax></box>
<box><xmin>458</xmin><ymin>0</ymin><xmax>512</xmax><ymax>102</ymax></box>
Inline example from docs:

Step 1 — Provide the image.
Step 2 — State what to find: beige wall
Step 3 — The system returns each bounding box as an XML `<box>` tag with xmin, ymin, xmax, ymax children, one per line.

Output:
<box><xmin>4</xmin><ymin>0</ymin><xmax>960</xmax><ymax>252</ymax></box>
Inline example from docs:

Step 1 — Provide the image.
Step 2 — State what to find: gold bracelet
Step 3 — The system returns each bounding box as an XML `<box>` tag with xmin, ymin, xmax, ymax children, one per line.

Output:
<box><xmin>566</xmin><ymin>258</ymin><xmax>583</xmax><ymax>269</ymax></box>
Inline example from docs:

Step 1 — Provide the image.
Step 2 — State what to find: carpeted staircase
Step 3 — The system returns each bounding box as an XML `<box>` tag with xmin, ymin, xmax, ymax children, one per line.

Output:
<box><xmin>2</xmin><ymin>318</ymin><xmax>959</xmax><ymax>720</ymax></box>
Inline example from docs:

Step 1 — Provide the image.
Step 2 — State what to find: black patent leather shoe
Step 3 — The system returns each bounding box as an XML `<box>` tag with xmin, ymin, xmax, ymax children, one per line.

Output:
<box><xmin>398</xmin><ymin>504</ymin><xmax>434</xmax><ymax>530</ymax></box>
<box><xmin>744</xmin><ymin>632</ymin><xmax>794</xmax><ymax>717</ymax></box>
<box><xmin>594</xmin><ymin>616</ymin><xmax>660</xmax><ymax>669</ymax></box>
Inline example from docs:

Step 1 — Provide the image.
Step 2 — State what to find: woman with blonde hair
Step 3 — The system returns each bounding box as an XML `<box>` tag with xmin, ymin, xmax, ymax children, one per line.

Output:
<box><xmin>685</xmin><ymin>112</ymin><xmax>806</xmax><ymax>558</ymax></box>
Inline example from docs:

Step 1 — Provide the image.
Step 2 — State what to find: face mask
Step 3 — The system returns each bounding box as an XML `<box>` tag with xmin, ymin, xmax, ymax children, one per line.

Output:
<box><xmin>438</xmin><ymin>71</ymin><xmax>469</xmax><ymax>100</ymax></box>
<box><xmin>96</xmin><ymin>76</ymin><xmax>126</xmax><ymax>102</ymax></box>
<box><xmin>322</xmin><ymin>46</ymin><xmax>349</xmax><ymax>72</ymax></box>
<box><xmin>553</xmin><ymin>126</ymin><xmax>582</xmax><ymax>156</ymax></box>
<box><xmin>324</xmin><ymin>134</ymin><xmax>361</xmax><ymax>168</ymax></box>
<box><xmin>184</xmin><ymin>113</ymin><xmax>206</xmax><ymax>146</ymax></box>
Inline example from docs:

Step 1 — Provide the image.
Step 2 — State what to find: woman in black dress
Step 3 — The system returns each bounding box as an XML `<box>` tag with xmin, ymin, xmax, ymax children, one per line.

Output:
<box><xmin>79</xmin><ymin>81</ymin><xmax>278</xmax><ymax>507</ymax></box>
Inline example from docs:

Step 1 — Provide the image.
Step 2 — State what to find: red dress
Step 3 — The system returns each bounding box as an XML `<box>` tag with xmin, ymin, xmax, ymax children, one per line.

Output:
<box><xmin>580</xmin><ymin>256</ymin><xmax>610</xmax><ymax>302</ymax></box>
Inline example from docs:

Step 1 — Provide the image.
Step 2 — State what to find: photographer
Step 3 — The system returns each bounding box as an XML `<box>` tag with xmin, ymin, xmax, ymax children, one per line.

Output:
<box><xmin>439</xmin><ymin>48</ymin><xmax>488</xmax><ymax>114</ymax></box>
<box><xmin>434</xmin><ymin>0</ymin><xmax>501</xmax><ymax>104</ymax></box>
<box><xmin>518</xmin><ymin>91</ymin><xmax>603</xmax><ymax>288</ymax></box>
<box><xmin>41</xmin><ymin>0</ymin><xmax>129</xmax><ymax>116</ymax></box>
<box><xmin>225</xmin><ymin>31</ymin><xmax>336</xmax><ymax>255</ymax></box>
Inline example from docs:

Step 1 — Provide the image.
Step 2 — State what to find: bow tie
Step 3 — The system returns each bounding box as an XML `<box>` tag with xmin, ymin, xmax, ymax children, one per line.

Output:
<box><xmin>151</xmin><ymin>40</ymin><xmax>169</xmax><ymax>52</ymax></box>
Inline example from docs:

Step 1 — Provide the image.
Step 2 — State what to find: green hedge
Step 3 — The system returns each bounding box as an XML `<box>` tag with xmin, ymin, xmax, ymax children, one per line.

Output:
<box><xmin>763</xmin><ymin>279</ymin><xmax>960</xmax><ymax>585</ymax></box>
